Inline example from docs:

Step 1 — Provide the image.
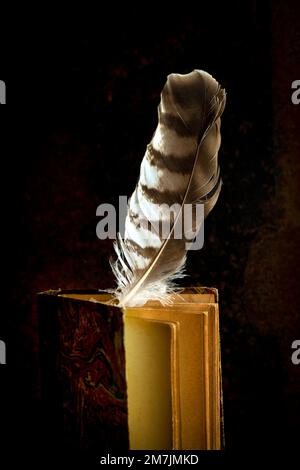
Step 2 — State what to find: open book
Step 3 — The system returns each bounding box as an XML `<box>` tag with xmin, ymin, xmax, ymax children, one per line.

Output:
<box><xmin>38</xmin><ymin>287</ymin><xmax>222</xmax><ymax>450</ymax></box>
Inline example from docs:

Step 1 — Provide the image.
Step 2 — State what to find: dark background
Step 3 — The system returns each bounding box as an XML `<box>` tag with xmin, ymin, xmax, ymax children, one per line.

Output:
<box><xmin>0</xmin><ymin>0</ymin><xmax>299</xmax><ymax>460</ymax></box>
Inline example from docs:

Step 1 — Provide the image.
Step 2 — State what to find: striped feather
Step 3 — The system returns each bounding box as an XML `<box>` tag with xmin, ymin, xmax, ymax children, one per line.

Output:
<box><xmin>111</xmin><ymin>70</ymin><xmax>226</xmax><ymax>306</ymax></box>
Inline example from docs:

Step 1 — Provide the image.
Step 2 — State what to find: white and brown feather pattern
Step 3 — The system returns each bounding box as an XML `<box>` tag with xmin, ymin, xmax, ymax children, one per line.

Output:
<box><xmin>111</xmin><ymin>70</ymin><xmax>226</xmax><ymax>306</ymax></box>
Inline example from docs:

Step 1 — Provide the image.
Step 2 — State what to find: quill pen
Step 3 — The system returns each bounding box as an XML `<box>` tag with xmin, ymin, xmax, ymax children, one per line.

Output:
<box><xmin>111</xmin><ymin>70</ymin><xmax>226</xmax><ymax>307</ymax></box>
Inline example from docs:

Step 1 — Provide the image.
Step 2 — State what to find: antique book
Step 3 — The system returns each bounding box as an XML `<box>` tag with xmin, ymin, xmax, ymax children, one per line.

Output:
<box><xmin>37</xmin><ymin>287</ymin><xmax>222</xmax><ymax>450</ymax></box>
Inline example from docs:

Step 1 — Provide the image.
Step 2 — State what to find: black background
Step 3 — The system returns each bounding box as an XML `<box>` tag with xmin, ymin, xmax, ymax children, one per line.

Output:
<box><xmin>0</xmin><ymin>0</ymin><xmax>300</xmax><ymax>463</ymax></box>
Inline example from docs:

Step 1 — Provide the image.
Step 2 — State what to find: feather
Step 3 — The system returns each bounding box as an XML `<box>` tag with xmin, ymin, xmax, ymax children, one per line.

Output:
<box><xmin>111</xmin><ymin>70</ymin><xmax>226</xmax><ymax>307</ymax></box>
